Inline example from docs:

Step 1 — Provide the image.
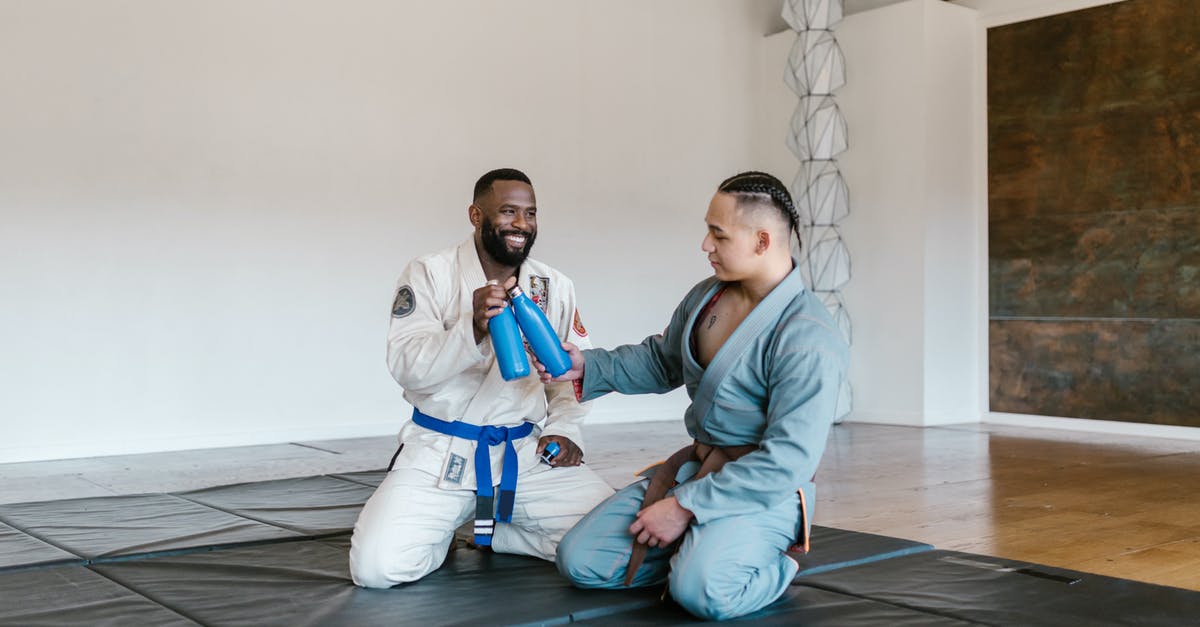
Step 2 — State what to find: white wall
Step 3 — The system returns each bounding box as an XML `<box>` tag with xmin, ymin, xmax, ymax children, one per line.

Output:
<box><xmin>837</xmin><ymin>2</ymin><xmax>931</xmax><ymax>425</ymax></box>
<box><xmin>0</xmin><ymin>0</ymin><xmax>783</xmax><ymax>463</ymax></box>
<box><xmin>920</xmin><ymin>2</ymin><xmax>980</xmax><ymax>425</ymax></box>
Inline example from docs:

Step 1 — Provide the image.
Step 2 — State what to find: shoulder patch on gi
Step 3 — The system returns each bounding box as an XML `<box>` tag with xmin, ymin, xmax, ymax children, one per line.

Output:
<box><xmin>529</xmin><ymin>275</ymin><xmax>550</xmax><ymax>312</ymax></box>
<box><xmin>572</xmin><ymin>309</ymin><xmax>588</xmax><ymax>337</ymax></box>
<box><xmin>391</xmin><ymin>285</ymin><xmax>415</xmax><ymax>318</ymax></box>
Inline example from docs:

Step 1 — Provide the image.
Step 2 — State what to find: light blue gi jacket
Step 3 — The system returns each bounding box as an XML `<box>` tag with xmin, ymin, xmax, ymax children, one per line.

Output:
<box><xmin>580</xmin><ymin>265</ymin><xmax>849</xmax><ymax>528</ymax></box>
<box><xmin>559</xmin><ymin>265</ymin><xmax>850</xmax><ymax>620</ymax></box>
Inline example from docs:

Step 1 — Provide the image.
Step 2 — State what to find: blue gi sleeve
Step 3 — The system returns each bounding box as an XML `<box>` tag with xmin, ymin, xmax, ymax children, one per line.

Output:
<box><xmin>673</xmin><ymin>341</ymin><xmax>847</xmax><ymax>523</ymax></box>
<box><xmin>541</xmin><ymin>275</ymin><xmax>593</xmax><ymax>451</ymax></box>
<box><xmin>577</xmin><ymin>294</ymin><xmax>693</xmax><ymax>402</ymax></box>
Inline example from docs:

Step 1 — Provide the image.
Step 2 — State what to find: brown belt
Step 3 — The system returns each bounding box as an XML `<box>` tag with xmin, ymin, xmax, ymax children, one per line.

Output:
<box><xmin>623</xmin><ymin>441</ymin><xmax>758</xmax><ymax>586</ymax></box>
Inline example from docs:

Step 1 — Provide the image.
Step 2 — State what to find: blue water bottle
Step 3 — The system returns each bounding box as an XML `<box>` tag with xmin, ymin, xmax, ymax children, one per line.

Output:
<box><xmin>507</xmin><ymin>285</ymin><xmax>572</xmax><ymax>377</ymax></box>
<box><xmin>488</xmin><ymin>285</ymin><xmax>530</xmax><ymax>380</ymax></box>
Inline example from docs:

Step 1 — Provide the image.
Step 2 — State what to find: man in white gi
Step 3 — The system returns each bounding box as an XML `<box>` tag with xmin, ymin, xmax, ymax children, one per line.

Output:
<box><xmin>350</xmin><ymin>168</ymin><xmax>614</xmax><ymax>588</ymax></box>
<box><xmin>543</xmin><ymin>172</ymin><xmax>849</xmax><ymax>620</ymax></box>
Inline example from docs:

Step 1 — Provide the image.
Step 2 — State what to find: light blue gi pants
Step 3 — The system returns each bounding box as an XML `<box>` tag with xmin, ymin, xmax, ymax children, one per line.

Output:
<box><xmin>556</xmin><ymin>462</ymin><xmax>804</xmax><ymax>621</ymax></box>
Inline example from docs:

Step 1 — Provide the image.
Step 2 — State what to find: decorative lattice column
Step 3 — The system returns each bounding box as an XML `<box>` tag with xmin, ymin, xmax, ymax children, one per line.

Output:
<box><xmin>783</xmin><ymin>0</ymin><xmax>852</xmax><ymax>420</ymax></box>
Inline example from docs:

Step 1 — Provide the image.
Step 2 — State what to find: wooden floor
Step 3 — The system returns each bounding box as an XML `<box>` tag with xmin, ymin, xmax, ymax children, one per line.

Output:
<box><xmin>813</xmin><ymin>422</ymin><xmax>1200</xmax><ymax>592</ymax></box>
<box><xmin>2</xmin><ymin>419</ymin><xmax>1197</xmax><ymax>591</ymax></box>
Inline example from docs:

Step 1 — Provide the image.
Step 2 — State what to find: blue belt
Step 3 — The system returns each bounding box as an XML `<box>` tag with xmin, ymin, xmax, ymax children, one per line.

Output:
<box><xmin>412</xmin><ymin>409</ymin><xmax>535</xmax><ymax>546</ymax></box>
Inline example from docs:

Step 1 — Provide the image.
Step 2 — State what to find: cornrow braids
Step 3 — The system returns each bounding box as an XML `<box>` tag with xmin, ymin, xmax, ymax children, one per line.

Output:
<box><xmin>717</xmin><ymin>171</ymin><xmax>803</xmax><ymax>253</ymax></box>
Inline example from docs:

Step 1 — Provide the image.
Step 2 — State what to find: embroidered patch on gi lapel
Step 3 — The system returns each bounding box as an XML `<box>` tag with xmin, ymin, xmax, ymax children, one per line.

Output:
<box><xmin>572</xmin><ymin>309</ymin><xmax>588</xmax><ymax>337</ymax></box>
<box><xmin>443</xmin><ymin>453</ymin><xmax>466</xmax><ymax>484</ymax></box>
<box><xmin>529</xmin><ymin>275</ymin><xmax>550</xmax><ymax>312</ymax></box>
<box><xmin>392</xmin><ymin>285</ymin><xmax>415</xmax><ymax>318</ymax></box>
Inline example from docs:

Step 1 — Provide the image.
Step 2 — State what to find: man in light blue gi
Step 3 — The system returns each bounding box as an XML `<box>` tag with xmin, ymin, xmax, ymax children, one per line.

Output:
<box><xmin>536</xmin><ymin>171</ymin><xmax>849</xmax><ymax>621</ymax></box>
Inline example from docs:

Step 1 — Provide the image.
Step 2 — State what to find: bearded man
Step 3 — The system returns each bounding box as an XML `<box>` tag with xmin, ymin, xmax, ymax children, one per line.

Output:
<box><xmin>349</xmin><ymin>168</ymin><xmax>613</xmax><ymax>588</ymax></box>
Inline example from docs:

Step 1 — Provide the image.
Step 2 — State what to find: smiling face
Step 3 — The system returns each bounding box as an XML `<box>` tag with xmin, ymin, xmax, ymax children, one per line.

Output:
<box><xmin>471</xmin><ymin>179</ymin><xmax>538</xmax><ymax>267</ymax></box>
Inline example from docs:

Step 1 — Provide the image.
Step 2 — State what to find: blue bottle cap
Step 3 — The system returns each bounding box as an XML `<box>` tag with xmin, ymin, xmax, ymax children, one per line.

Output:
<box><xmin>541</xmin><ymin>441</ymin><xmax>561</xmax><ymax>463</ymax></box>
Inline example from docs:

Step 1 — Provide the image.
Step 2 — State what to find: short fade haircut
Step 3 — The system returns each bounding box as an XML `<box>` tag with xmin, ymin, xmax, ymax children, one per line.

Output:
<box><xmin>717</xmin><ymin>170</ymin><xmax>802</xmax><ymax>253</ymax></box>
<box><xmin>473</xmin><ymin>168</ymin><xmax>532</xmax><ymax>202</ymax></box>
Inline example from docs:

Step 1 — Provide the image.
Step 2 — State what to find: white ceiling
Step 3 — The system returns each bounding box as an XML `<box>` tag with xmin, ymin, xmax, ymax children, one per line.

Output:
<box><xmin>759</xmin><ymin>0</ymin><xmax>961</xmax><ymax>35</ymax></box>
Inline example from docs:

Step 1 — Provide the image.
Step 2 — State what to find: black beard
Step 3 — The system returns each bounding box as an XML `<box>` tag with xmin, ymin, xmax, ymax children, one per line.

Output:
<box><xmin>480</xmin><ymin>216</ymin><xmax>536</xmax><ymax>266</ymax></box>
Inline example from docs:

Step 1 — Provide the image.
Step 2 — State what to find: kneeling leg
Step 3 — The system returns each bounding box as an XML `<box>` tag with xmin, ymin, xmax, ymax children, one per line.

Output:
<box><xmin>349</xmin><ymin>467</ymin><xmax>472</xmax><ymax>588</ymax></box>
<box><xmin>555</xmin><ymin>479</ymin><xmax>675</xmax><ymax>589</ymax></box>
<box><xmin>667</xmin><ymin>497</ymin><xmax>801</xmax><ymax>621</ymax></box>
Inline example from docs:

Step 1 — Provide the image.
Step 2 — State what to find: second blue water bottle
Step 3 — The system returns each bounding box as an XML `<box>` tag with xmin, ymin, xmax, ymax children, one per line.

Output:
<box><xmin>507</xmin><ymin>285</ymin><xmax>572</xmax><ymax>378</ymax></box>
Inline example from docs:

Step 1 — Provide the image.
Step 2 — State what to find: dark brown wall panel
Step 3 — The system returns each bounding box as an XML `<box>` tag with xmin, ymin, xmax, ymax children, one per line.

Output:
<box><xmin>989</xmin><ymin>105</ymin><xmax>1200</xmax><ymax>221</ymax></box>
<box><xmin>991</xmin><ymin>207</ymin><xmax>1200</xmax><ymax>318</ymax></box>
<box><xmin>988</xmin><ymin>0</ymin><xmax>1200</xmax><ymax>425</ymax></box>
<box><xmin>990</xmin><ymin>319</ymin><xmax>1200</xmax><ymax>426</ymax></box>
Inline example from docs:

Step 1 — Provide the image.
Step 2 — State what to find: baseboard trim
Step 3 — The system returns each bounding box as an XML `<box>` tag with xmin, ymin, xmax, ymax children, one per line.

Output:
<box><xmin>842</xmin><ymin>409</ymin><xmax>927</xmax><ymax>427</ymax></box>
<box><xmin>986</xmin><ymin>412</ymin><xmax>1200</xmax><ymax>442</ymax></box>
<box><xmin>585</xmin><ymin>391</ymin><xmax>691</xmax><ymax>425</ymax></box>
<box><xmin>0</xmin><ymin>421</ymin><xmax>404</xmax><ymax>465</ymax></box>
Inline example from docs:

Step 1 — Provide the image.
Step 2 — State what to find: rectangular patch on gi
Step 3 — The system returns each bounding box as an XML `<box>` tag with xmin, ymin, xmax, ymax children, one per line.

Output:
<box><xmin>443</xmin><ymin>453</ymin><xmax>466</xmax><ymax>484</ymax></box>
<box><xmin>529</xmin><ymin>275</ymin><xmax>550</xmax><ymax>312</ymax></box>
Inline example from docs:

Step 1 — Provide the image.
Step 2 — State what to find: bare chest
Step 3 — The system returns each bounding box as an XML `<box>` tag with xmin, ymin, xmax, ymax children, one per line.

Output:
<box><xmin>693</xmin><ymin>294</ymin><xmax>751</xmax><ymax>368</ymax></box>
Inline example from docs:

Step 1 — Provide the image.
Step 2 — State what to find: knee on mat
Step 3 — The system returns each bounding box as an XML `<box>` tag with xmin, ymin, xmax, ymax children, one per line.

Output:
<box><xmin>554</xmin><ymin>531</ymin><xmax>592</xmax><ymax>585</ymax></box>
<box><xmin>555</xmin><ymin>530</ymin><xmax>610</xmax><ymax>588</ymax></box>
<box><xmin>349</xmin><ymin>542</ymin><xmax>396</xmax><ymax>589</ymax></box>
<box><xmin>350</xmin><ymin>560</ymin><xmax>396</xmax><ymax>590</ymax></box>
<box><xmin>668</xmin><ymin>566</ymin><xmax>744</xmax><ymax>621</ymax></box>
<box><xmin>349</xmin><ymin>536</ymin><xmax>435</xmax><ymax>589</ymax></box>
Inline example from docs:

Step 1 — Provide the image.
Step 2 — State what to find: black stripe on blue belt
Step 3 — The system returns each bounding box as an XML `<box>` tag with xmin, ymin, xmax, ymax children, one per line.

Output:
<box><xmin>411</xmin><ymin>408</ymin><xmax>535</xmax><ymax>546</ymax></box>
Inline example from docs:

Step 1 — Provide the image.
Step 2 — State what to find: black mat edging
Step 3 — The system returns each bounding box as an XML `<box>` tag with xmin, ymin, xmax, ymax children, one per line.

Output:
<box><xmin>792</xmin><ymin>579</ymin><xmax>993</xmax><ymax>626</ymax></box>
<box><xmin>508</xmin><ymin>616</ymin><xmax>569</xmax><ymax>627</ymax></box>
<box><xmin>567</xmin><ymin>598</ymin><xmax>667</xmax><ymax>623</ymax></box>
<box><xmin>798</xmin><ymin>543</ymin><xmax>935</xmax><ymax>576</ymax></box>
<box><xmin>0</xmin><ymin>556</ymin><xmax>88</xmax><ymax>574</ymax></box>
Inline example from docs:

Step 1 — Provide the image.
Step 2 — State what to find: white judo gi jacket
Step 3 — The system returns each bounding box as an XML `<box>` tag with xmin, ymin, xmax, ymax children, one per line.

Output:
<box><xmin>385</xmin><ymin>237</ymin><xmax>593</xmax><ymax>493</ymax></box>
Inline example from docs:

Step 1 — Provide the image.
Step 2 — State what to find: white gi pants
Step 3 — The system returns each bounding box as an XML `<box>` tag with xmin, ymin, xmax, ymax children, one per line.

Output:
<box><xmin>349</xmin><ymin>462</ymin><xmax>613</xmax><ymax>588</ymax></box>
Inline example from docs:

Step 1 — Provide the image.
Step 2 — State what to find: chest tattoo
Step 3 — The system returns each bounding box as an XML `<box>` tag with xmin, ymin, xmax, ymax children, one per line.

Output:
<box><xmin>707</xmin><ymin>314</ymin><xmax>718</xmax><ymax>329</ymax></box>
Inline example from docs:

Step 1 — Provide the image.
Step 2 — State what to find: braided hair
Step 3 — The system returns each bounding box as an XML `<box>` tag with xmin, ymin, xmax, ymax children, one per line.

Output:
<box><xmin>717</xmin><ymin>171</ymin><xmax>802</xmax><ymax>253</ymax></box>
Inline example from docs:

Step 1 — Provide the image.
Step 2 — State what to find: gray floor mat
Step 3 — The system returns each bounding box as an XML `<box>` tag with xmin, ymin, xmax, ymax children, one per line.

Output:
<box><xmin>0</xmin><ymin>565</ymin><xmax>198</xmax><ymax>626</ymax></box>
<box><xmin>0</xmin><ymin>520</ymin><xmax>80</xmax><ymax>571</ymax></box>
<box><xmin>0</xmin><ymin>493</ymin><xmax>299</xmax><ymax>560</ymax></box>
<box><xmin>795</xmin><ymin>549</ymin><xmax>1199</xmax><ymax>626</ymax></box>
<box><xmin>93</xmin><ymin>539</ymin><xmax>661</xmax><ymax>626</ymax></box>
<box><xmin>174</xmin><ymin>474</ymin><xmax>377</xmax><ymax>536</ymax></box>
